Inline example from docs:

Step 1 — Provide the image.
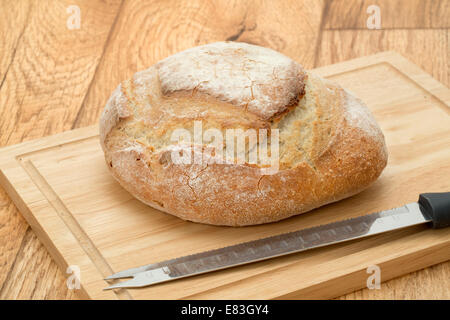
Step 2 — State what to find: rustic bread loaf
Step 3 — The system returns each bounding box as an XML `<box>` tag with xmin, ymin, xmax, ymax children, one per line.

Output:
<box><xmin>99</xmin><ymin>42</ymin><xmax>388</xmax><ymax>226</ymax></box>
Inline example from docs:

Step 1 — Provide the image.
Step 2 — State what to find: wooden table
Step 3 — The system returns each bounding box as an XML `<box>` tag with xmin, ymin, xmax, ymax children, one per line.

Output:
<box><xmin>0</xmin><ymin>0</ymin><xmax>448</xmax><ymax>300</ymax></box>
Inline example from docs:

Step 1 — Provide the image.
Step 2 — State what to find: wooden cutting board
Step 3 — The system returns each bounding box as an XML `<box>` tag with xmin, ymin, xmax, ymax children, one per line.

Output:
<box><xmin>0</xmin><ymin>52</ymin><xmax>449</xmax><ymax>300</ymax></box>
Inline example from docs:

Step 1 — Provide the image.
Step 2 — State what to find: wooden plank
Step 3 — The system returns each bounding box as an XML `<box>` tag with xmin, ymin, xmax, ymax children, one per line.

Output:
<box><xmin>0</xmin><ymin>0</ymin><xmax>122</xmax><ymax>145</ymax></box>
<box><xmin>323</xmin><ymin>0</ymin><xmax>450</xmax><ymax>29</ymax></box>
<box><xmin>315</xmin><ymin>29</ymin><xmax>449</xmax><ymax>86</ymax></box>
<box><xmin>0</xmin><ymin>0</ymin><xmax>122</xmax><ymax>300</ymax></box>
<box><xmin>0</xmin><ymin>227</ymin><xmax>77</xmax><ymax>299</ymax></box>
<box><xmin>72</xmin><ymin>0</ymin><xmax>324</xmax><ymax>128</ymax></box>
<box><xmin>0</xmin><ymin>0</ymin><xmax>34</xmax><ymax>286</ymax></box>
<box><xmin>0</xmin><ymin>52</ymin><xmax>449</xmax><ymax>299</ymax></box>
<box><xmin>0</xmin><ymin>1</ymin><xmax>31</xmax><ymax>83</ymax></box>
<box><xmin>339</xmin><ymin>262</ymin><xmax>450</xmax><ymax>299</ymax></box>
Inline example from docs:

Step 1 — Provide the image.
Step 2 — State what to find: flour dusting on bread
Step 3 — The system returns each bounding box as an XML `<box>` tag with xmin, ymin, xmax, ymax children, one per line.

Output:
<box><xmin>99</xmin><ymin>84</ymin><xmax>130</xmax><ymax>150</ymax></box>
<box><xmin>343</xmin><ymin>89</ymin><xmax>383</xmax><ymax>140</ymax></box>
<box><xmin>156</xmin><ymin>42</ymin><xmax>306</xmax><ymax>120</ymax></box>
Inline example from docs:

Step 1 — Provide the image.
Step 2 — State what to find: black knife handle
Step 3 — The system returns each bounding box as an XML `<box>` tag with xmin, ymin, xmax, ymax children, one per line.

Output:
<box><xmin>418</xmin><ymin>192</ymin><xmax>450</xmax><ymax>229</ymax></box>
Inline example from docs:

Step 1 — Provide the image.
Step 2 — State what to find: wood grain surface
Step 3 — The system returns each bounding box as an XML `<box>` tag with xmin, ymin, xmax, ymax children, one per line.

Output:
<box><xmin>0</xmin><ymin>0</ymin><xmax>448</xmax><ymax>299</ymax></box>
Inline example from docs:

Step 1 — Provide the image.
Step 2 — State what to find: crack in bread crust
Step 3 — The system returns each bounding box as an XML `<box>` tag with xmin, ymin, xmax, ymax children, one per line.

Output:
<box><xmin>99</xmin><ymin>42</ymin><xmax>388</xmax><ymax>226</ymax></box>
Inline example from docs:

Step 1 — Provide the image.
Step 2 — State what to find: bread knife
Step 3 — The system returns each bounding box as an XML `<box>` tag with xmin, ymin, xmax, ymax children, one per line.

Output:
<box><xmin>104</xmin><ymin>192</ymin><xmax>450</xmax><ymax>290</ymax></box>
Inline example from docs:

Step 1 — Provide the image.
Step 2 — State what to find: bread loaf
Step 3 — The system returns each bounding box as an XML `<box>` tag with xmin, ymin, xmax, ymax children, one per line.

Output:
<box><xmin>99</xmin><ymin>42</ymin><xmax>388</xmax><ymax>226</ymax></box>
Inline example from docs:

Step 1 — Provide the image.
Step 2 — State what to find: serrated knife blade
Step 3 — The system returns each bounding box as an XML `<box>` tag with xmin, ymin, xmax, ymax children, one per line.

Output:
<box><xmin>104</xmin><ymin>192</ymin><xmax>450</xmax><ymax>290</ymax></box>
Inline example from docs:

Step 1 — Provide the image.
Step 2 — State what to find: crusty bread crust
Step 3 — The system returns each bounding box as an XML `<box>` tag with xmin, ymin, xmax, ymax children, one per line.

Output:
<box><xmin>99</xmin><ymin>42</ymin><xmax>388</xmax><ymax>226</ymax></box>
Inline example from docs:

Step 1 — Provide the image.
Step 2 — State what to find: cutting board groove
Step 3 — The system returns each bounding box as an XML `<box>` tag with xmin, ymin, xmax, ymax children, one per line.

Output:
<box><xmin>0</xmin><ymin>52</ymin><xmax>449</xmax><ymax>299</ymax></box>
